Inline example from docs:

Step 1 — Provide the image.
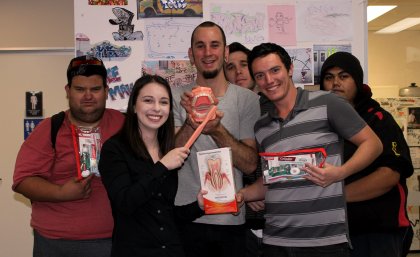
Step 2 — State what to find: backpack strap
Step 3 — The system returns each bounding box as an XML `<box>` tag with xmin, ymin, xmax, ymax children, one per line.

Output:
<box><xmin>50</xmin><ymin>111</ymin><xmax>65</xmax><ymax>149</ymax></box>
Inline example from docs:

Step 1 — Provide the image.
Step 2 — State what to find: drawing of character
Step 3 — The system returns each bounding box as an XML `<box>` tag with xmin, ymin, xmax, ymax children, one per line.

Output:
<box><xmin>269</xmin><ymin>12</ymin><xmax>291</xmax><ymax>33</ymax></box>
<box><xmin>109</xmin><ymin>7</ymin><xmax>143</xmax><ymax>41</ymax></box>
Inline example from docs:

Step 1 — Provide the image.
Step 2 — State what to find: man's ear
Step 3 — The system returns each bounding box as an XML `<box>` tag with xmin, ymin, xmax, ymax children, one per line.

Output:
<box><xmin>288</xmin><ymin>63</ymin><xmax>294</xmax><ymax>78</ymax></box>
<box><xmin>224</xmin><ymin>45</ymin><xmax>229</xmax><ymax>63</ymax></box>
<box><xmin>188</xmin><ymin>47</ymin><xmax>194</xmax><ymax>65</ymax></box>
<box><xmin>65</xmin><ymin>84</ymin><xmax>70</xmax><ymax>99</ymax></box>
<box><xmin>104</xmin><ymin>85</ymin><xmax>109</xmax><ymax>100</ymax></box>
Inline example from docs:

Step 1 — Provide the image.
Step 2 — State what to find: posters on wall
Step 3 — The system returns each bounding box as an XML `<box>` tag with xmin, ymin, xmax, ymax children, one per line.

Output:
<box><xmin>75</xmin><ymin>0</ymin><xmax>205</xmax><ymax>111</ymax></box>
<box><xmin>376</xmin><ymin>97</ymin><xmax>420</xmax><ymax>250</ymax></box>
<box><xmin>74</xmin><ymin>0</ymin><xmax>355</xmax><ymax>111</ymax></box>
<box><xmin>296</xmin><ymin>0</ymin><xmax>352</xmax><ymax>42</ymax></box>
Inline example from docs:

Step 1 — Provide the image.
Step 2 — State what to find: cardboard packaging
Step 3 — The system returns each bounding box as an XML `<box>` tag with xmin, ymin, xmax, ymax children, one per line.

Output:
<box><xmin>197</xmin><ymin>147</ymin><xmax>237</xmax><ymax>214</ymax></box>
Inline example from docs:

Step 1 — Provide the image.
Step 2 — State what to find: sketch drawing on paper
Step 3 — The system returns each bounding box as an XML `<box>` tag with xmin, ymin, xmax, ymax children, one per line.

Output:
<box><xmin>297</xmin><ymin>0</ymin><xmax>352</xmax><ymax>41</ymax></box>
<box><xmin>286</xmin><ymin>47</ymin><xmax>314</xmax><ymax>84</ymax></box>
<box><xmin>210</xmin><ymin>4</ymin><xmax>266</xmax><ymax>45</ymax></box>
<box><xmin>269</xmin><ymin>12</ymin><xmax>292</xmax><ymax>33</ymax></box>
<box><xmin>109</xmin><ymin>7</ymin><xmax>144</xmax><ymax>41</ymax></box>
<box><xmin>144</xmin><ymin>19</ymin><xmax>199</xmax><ymax>59</ymax></box>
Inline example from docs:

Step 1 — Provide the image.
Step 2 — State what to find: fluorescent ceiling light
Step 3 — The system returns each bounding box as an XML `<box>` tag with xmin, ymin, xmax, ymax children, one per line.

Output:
<box><xmin>376</xmin><ymin>18</ymin><xmax>420</xmax><ymax>34</ymax></box>
<box><xmin>367</xmin><ymin>5</ymin><xmax>397</xmax><ymax>22</ymax></box>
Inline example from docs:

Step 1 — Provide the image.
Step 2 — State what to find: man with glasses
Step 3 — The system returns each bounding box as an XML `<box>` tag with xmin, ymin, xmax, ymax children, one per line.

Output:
<box><xmin>13</xmin><ymin>56</ymin><xmax>125</xmax><ymax>257</ymax></box>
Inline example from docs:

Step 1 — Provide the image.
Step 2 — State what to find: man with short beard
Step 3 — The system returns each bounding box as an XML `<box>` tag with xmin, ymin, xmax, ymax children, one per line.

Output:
<box><xmin>172</xmin><ymin>21</ymin><xmax>261</xmax><ymax>257</ymax></box>
<box><xmin>13</xmin><ymin>56</ymin><xmax>124</xmax><ymax>257</ymax></box>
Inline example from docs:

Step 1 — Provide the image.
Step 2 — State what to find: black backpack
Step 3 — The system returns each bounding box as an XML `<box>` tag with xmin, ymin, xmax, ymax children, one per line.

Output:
<box><xmin>50</xmin><ymin>111</ymin><xmax>65</xmax><ymax>149</ymax></box>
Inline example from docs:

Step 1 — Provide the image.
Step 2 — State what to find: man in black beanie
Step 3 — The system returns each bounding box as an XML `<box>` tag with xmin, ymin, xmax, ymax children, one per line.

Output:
<box><xmin>320</xmin><ymin>52</ymin><xmax>414</xmax><ymax>257</ymax></box>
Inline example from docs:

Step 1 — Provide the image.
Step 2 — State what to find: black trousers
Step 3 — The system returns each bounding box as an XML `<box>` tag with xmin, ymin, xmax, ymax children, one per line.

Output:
<box><xmin>178</xmin><ymin>222</ymin><xmax>246</xmax><ymax>257</ymax></box>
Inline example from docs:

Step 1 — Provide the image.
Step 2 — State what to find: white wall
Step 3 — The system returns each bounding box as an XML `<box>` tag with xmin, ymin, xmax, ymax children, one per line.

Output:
<box><xmin>0</xmin><ymin>1</ymin><xmax>74</xmax><ymax>256</ymax></box>
<box><xmin>368</xmin><ymin>30</ymin><xmax>420</xmax><ymax>97</ymax></box>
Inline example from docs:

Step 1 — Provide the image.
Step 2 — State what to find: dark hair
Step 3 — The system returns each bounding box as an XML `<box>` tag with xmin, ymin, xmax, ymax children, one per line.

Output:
<box><xmin>247</xmin><ymin>43</ymin><xmax>292</xmax><ymax>80</ymax></box>
<box><xmin>66</xmin><ymin>55</ymin><xmax>107</xmax><ymax>87</ymax></box>
<box><xmin>191</xmin><ymin>21</ymin><xmax>227</xmax><ymax>47</ymax></box>
<box><xmin>122</xmin><ymin>74</ymin><xmax>175</xmax><ymax>161</ymax></box>
<box><xmin>228</xmin><ymin>42</ymin><xmax>250</xmax><ymax>56</ymax></box>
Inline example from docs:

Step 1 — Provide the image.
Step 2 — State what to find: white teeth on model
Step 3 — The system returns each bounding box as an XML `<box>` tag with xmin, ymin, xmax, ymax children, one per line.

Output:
<box><xmin>192</xmin><ymin>94</ymin><xmax>214</xmax><ymax>105</ymax></box>
<box><xmin>193</xmin><ymin>111</ymin><xmax>206</xmax><ymax>118</ymax></box>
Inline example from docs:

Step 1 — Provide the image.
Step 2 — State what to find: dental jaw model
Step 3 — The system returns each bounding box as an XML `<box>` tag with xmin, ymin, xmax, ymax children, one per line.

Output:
<box><xmin>191</xmin><ymin>86</ymin><xmax>217</xmax><ymax>123</ymax></box>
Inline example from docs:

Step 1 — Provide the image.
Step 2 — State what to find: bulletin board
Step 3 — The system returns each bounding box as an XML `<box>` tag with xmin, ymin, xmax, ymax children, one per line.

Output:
<box><xmin>376</xmin><ymin>97</ymin><xmax>420</xmax><ymax>251</ymax></box>
<box><xmin>74</xmin><ymin>0</ymin><xmax>368</xmax><ymax>111</ymax></box>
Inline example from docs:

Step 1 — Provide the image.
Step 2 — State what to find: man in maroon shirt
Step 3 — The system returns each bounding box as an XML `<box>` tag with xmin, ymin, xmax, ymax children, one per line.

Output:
<box><xmin>13</xmin><ymin>56</ymin><xmax>125</xmax><ymax>257</ymax></box>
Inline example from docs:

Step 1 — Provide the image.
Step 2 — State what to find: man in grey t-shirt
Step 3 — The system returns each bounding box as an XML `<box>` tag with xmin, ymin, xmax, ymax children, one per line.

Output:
<box><xmin>172</xmin><ymin>21</ymin><xmax>260</xmax><ymax>257</ymax></box>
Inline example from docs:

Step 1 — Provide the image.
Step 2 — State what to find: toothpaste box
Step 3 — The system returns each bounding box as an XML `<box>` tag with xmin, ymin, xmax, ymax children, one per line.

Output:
<box><xmin>197</xmin><ymin>147</ymin><xmax>237</xmax><ymax>214</ymax></box>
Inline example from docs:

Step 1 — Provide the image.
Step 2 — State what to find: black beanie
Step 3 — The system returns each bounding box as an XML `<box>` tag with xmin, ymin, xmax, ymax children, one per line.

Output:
<box><xmin>319</xmin><ymin>52</ymin><xmax>364</xmax><ymax>94</ymax></box>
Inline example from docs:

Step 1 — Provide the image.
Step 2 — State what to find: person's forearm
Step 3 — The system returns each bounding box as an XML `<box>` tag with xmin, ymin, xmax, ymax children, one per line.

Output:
<box><xmin>240</xmin><ymin>177</ymin><xmax>267</xmax><ymax>202</ymax></box>
<box><xmin>342</xmin><ymin>127</ymin><xmax>383</xmax><ymax>179</ymax></box>
<box><xmin>15</xmin><ymin>177</ymin><xmax>64</xmax><ymax>202</ymax></box>
<box><xmin>210</xmin><ymin>125</ymin><xmax>258</xmax><ymax>174</ymax></box>
<box><xmin>175</xmin><ymin>120</ymin><xmax>195</xmax><ymax>147</ymax></box>
<box><xmin>346</xmin><ymin>167</ymin><xmax>400</xmax><ymax>202</ymax></box>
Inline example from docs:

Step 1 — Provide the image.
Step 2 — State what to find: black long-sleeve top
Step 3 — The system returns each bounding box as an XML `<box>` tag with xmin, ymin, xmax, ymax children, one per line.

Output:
<box><xmin>345</xmin><ymin>85</ymin><xmax>414</xmax><ymax>234</ymax></box>
<box><xmin>99</xmin><ymin>134</ymin><xmax>204</xmax><ymax>257</ymax></box>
